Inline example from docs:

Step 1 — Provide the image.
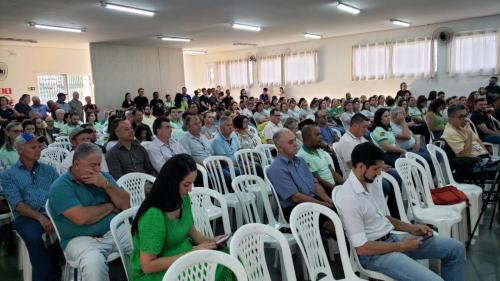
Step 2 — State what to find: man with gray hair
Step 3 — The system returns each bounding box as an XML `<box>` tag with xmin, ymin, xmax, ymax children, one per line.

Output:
<box><xmin>31</xmin><ymin>96</ymin><xmax>49</xmax><ymax>118</ymax></box>
<box><xmin>68</xmin><ymin>91</ymin><xmax>84</xmax><ymax>121</ymax></box>
<box><xmin>48</xmin><ymin>142</ymin><xmax>131</xmax><ymax>281</ymax></box>
<box><xmin>1</xmin><ymin>132</ymin><xmax>62</xmax><ymax>281</ymax></box>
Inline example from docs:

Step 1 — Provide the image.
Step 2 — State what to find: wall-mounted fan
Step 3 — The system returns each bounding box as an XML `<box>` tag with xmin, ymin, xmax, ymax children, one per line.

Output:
<box><xmin>432</xmin><ymin>27</ymin><xmax>454</xmax><ymax>45</ymax></box>
<box><xmin>248</xmin><ymin>55</ymin><xmax>257</xmax><ymax>62</ymax></box>
<box><xmin>0</xmin><ymin>62</ymin><xmax>7</xmax><ymax>81</ymax></box>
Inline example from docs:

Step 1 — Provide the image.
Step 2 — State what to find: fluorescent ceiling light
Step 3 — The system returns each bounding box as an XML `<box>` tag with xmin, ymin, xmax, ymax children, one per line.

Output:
<box><xmin>160</xmin><ymin>36</ymin><xmax>191</xmax><ymax>42</ymax></box>
<box><xmin>184</xmin><ymin>50</ymin><xmax>206</xmax><ymax>55</ymax></box>
<box><xmin>390</xmin><ymin>19</ymin><xmax>411</xmax><ymax>27</ymax></box>
<box><xmin>232</xmin><ymin>23</ymin><xmax>261</xmax><ymax>32</ymax></box>
<box><xmin>304</xmin><ymin>33</ymin><xmax>322</xmax><ymax>39</ymax></box>
<box><xmin>336</xmin><ymin>2</ymin><xmax>360</xmax><ymax>14</ymax></box>
<box><xmin>29</xmin><ymin>23</ymin><xmax>84</xmax><ymax>33</ymax></box>
<box><xmin>101</xmin><ymin>2</ymin><xmax>154</xmax><ymax>17</ymax></box>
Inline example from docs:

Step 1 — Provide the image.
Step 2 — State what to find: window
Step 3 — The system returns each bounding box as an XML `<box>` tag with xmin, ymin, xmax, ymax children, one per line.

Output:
<box><xmin>352</xmin><ymin>43</ymin><xmax>389</xmax><ymax>81</ymax></box>
<box><xmin>284</xmin><ymin>51</ymin><xmax>317</xmax><ymax>85</ymax></box>
<box><xmin>37</xmin><ymin>74</ymin><xmax>93</xmax><ymax>103</ymax></box>
<box><xmin>258</xmin><ymin>55</ymin><xmax>282</xmax><ymax>86</ymax></box>
<box><xmin>227</xmin><ymin>59</ymin><xmax>251</xmax><ymax>89</ymax></box>
<box><xmin>449</xmin><ymin>30</ymin><xmax>498</xmax><ymax>76</ymax></box>
<box><xmin>392</xmin><ymin>38</ymin><xmax>436</xmax><ymax>78</ymax></box>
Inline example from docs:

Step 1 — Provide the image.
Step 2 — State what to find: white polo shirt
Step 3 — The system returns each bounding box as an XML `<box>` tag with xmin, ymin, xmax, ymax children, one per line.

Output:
<box><xmin>335</xmin><ymin>172</ymin><xmax>394</xmax><ymax>248</ymax></box>
<box><xmin>263</xmin><ymin>122</ymin><xmax>283</xmax><ymax>141</ymax></box>
<box><xmin>336</xmin><ymin>131</ymin><xmax>367</xmax><ymax>167</ymax></box>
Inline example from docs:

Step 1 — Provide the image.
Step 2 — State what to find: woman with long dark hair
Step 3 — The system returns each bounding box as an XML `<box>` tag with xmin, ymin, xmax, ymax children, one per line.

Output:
<box><xmin>130</xmin><ymin>154</ymin><xmax>234</xmax><ymax>281</ymax></box>
<box><xmin>174</xmin><ymin>93</ymin><xmax>188</xmax><ymax>112</ymax></box>
<box><xmin>371</xmin><ymin>108</ymin><xmax>407</xmax><ymax>166</ymax></box>
<box><xmin>425</xmin><ymin>99</ymin><xmax>446</xmax><ymax>139</ymax></box>
<box><xmin>122</xmin><ymin>92</ymin><xmax>135</xmax><ymax>110</ymax></box>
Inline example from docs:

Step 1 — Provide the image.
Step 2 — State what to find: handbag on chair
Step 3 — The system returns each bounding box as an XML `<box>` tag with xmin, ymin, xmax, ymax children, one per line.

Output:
<box><xmin>431</xmin><ymin>185</ymin><xmax>470</xmax><ymax>207</ymax></box>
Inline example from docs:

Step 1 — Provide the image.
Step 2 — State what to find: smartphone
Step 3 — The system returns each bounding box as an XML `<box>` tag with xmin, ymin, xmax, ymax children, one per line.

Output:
<box><xmin>416</xmin><ymin>233</ymin><xmax>433</xmax><ymax>241</ymax></box>
<box><xmin>215</xmin><ymin>234</ymin><xmax>232</xmax><ymax>248</ymax></box>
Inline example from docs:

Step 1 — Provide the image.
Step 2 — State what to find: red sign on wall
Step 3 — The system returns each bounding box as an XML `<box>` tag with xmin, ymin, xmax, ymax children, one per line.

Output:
<box><xmin>0</xmin><ymin>88</ymin><xmax>12</xmax><ymax>95</ymax></box>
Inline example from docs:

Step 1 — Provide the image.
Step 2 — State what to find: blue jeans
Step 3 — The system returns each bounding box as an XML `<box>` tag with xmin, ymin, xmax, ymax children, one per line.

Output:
<box><xmin>483</xmin><ymin>134</ymin><xmax>500</xmax><ymax>144</ymax></box>
<box><xmin>358</xmin><ymin>233</ymin><xmax>465</xmax><ymax>281</ymax></box>
<box><xmin>13</xmin><ymin>216</ymin><xmax>60</xmax><ymax>281</ymax></box>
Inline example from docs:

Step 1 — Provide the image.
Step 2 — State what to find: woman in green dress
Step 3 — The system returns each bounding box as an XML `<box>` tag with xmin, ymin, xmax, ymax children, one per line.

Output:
<box><xmin>130</xmin><ymin>154</ymin><xmax>234</xmax><ymax>281</ymax></box>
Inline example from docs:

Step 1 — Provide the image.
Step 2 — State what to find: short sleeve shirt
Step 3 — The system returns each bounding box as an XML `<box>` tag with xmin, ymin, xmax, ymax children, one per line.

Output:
<box><xmin>372</xmin><ymin>127</ymin><xmax>396</xmax><ymax>150</ymax></box>
<box><xmin>390</xmin><ymin>122</ymin><xmax>415</xmax><ymax>150</ymax></box>
<box><xmin>297</xmin><ymin>146</ymin><xmax>336</xmax><ymax>185</ymax></box>
<box><xmin>470</xmin><ymin>111</ymin><xmax>494</xmax><ymax>139</ymax></box>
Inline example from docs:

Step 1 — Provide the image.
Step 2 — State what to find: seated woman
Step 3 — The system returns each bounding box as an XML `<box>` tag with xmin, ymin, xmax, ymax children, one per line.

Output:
<box><xmin>339</xmin><ymin>100</ymin><xmax>354</xmax><ymax>129</ymax></box>
<box><xmin>130</xmin><ymin>154</ymin><xmax>235</xmax><ymax>281</ymax></box>
<box><xmin>233</xmin><ymin>115</ymin><xmax>261</xmax><ymax>149</ymax></box>
<box><xmin>425</xmin><ymin>99</ymin><xmax>446</xmax><ymax>140</ymax></box>
<box><xmin>135</xmin><ymin>124</ymin><xmax>153</xmax><ymax>142</ymax></box>
<box><xmin>371</xmin><ymin>108</ymin><xmax>407</xmax><ymax>167</ymax></box>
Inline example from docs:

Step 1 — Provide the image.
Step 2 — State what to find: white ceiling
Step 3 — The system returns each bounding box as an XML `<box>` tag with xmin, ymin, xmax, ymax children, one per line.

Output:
<box><xmin>1</xmin><ymin>0</ymin><xmax>500</xmax><ymax>52</ymax></box>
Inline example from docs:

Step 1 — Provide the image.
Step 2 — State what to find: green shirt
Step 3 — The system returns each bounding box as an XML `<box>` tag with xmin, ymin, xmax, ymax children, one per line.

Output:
<box><xmin>61</xmin><ymin>123</ymin><xmax>79</xmax><ymax>136</ymax></box>
<box><xmin>327</xmin><ymin>107</ymin><xmax>343</xmax><ymax>118</ymax></box>
<box><xmin>0</xmin><ymin>146</ymin><xmax>19</xmax><ymax>168</ymax></box>
<box><xmin>48</xmin><ymin>171</ymin><xmax>118</xmax><ymax>249</ymax></box>
<box><xmin>372</xmin><ymin>126</ymin><xmax>397</xmax><ymax>151</ymax></box>
<box><xmin>297</xmin><ymin>145</ymin><xmax>335</xmax><ymax>185</ymax></box>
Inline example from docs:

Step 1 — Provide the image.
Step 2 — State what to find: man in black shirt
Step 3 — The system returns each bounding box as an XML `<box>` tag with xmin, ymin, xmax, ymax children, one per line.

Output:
<box><xmin>470</xmin><ymin>98</ymin><xmax>500</xmax><ymax>144</ymax></box>
<box><xmin>222</xmin><ymin>89</ymin><xmax>233</xmax><ymax>109</ymax></box>
<box><xmin>133</xmin><ymin>88</ymin><xmax>149</xmax><ymax>111</ymax></box>
<box><xmin>198</xmin><ymin>88</ymin><xmax>209</xmax><ymax>112</ymax></box>
<box><xmin>149</xmin><ymin>91</ymin><xmax>165</xmax><ymax>117</ymax></box>
<box><xmin>14</xmin><ymin>94</ymin><xmax>31</xmax><ymax>118</ymax></box>
<box><xmin>486</xmin><ymin>76</ymin><xmax>500</xmax><ymax>102</ymax></box>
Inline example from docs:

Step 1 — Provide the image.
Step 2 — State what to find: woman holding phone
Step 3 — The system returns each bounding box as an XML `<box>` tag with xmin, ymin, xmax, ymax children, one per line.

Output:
<box><xmin>130</xmin><ymin>154</ymin><xmax>234</xmax><ymax>281</ymax></box>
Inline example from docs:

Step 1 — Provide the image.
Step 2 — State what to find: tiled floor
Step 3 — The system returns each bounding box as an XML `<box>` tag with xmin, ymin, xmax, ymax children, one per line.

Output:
<box><xmin>1</xmin><ymin>209</ymin><xmax>499</xmax><ymax>281</ymax></box>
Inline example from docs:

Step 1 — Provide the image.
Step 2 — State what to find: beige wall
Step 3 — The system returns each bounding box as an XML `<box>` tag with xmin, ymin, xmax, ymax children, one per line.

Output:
<box><xmin>0</xmin><ymin>45</ymin><xmax>91</xmax><ymax>102</ymax></box>
<box><xmin>90</xmin><ymin>43</ymin><xmax>185</xmax><ymax>110</ymax></box>
<box><xmin>184</xmin><ymin>15</ymin><xmax>500</xmax><ymax>100</ymax></box>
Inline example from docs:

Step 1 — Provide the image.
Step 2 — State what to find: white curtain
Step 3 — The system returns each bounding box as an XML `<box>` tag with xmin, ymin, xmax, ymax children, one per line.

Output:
<box><xmin>392</xmin><ymin>37</ymin><xmax>435</xmax><ymax>78</ymax></box>
<box><xmin>213</xmin><ymin>61</ymin><xmax>227</xmax><ymax>88</ymax></box>
<box><xmin>448</xmin><ymin>30</ymin><xmax>499</xmax><ymax>76</ymax></box>
<box><xmin>258</xmin><ymin>55</ymin><xmax>282</xmax><ymax>86</ymax></box>
<box><xmin>227</xmin><ymin>59</ymin><xmax>250</xmax><ymax>89</ymax></box>
<box><xmin>352</xmin><ymin>43</ymin><xmax>389</xmax><ymax>81</ymax></box>
<box><xmin>284</xmin><ymin>50</ymin><xmax>317</xmax><ymax>85</ymax></box>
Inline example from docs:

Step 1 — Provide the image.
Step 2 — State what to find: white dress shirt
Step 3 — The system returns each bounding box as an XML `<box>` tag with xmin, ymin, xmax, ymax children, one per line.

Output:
<box><xmin>336</xmin><ymin>131</ymin><xmax>367</xmax><ymax>167</ymax></box>
<box><xmin>148</xmin><ymin>137</ymin><xmax>187</xmax><ymax>172</ymax></box>
<box><xmin>263</xmin><ymin>122</ymin><xmax>283</xmax><ymax>141</ymax></box>
<box><xmin>335</xmin><ymin>172</ymin><xmax>394</xmax><ymax>248</ymax></box>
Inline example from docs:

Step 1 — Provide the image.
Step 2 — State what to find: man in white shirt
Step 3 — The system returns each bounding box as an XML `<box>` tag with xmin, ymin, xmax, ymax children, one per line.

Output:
<box><xmin>61</xmin><ymin>127</ymin><xmax>109</xmax><ymax>173</ymax></box>
<box><xmin>148</xmin><ymin>117</ymin><xmax>187</xmax><ymax>173</ymax></box>
<box><xmin>335</xmin><ymin>142</ymin><xmax>465</xmax><ymax>281</ymax></box>
<box><xmin>142</xmin><ymin>105</ymin><xmax>155</xmax><ymax>129</ymax></box>
<box><xmin>263</xmin><ymin>109</ymin><xmax>283</xmax><ymax>144</ymax></box>
<box><xmin>336</xmin><ymin>113</ymin><xmax>369</xmax><ymax>169</ymax></box>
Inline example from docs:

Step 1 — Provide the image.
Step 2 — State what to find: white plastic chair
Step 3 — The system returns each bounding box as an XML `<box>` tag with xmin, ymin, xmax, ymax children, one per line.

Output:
<box><xmin>162</xmin><ymin>250</ymin><xmax>248</xmax><ymax>281</ymax></box>
<box><xmin>196</xmin><ymin>163</ymin><xmax>223</xmax><ymax>225</ymax></box>
<box><xmin>48</xmin><ymin>142</ymin><xmax>72</xmax><ymax>151</ymax></box>
<box><xmin>230</xmin><ymin>223</ymin><xmax>298</xmax><ymax>281</ymax></box>
<box><xmin>203</xmin><ymin>156</ymin><xmax>246</xmax><ymax>229</ymax></box>
<box><xmin>38</xmin><ymin>157</ymin><xmax>64</xmax><ymax>175</ymax></box>
<box><xmin>491</xmin><ymin>115</ymin><xmax>500</xmax><ymax>131</ymax></box>
<box><xmin>55</xmin><ymin>136</ymin><xmax>70</xmax><ymax>143</ymax></box>
<box><xmin>395</xmin><ymin>158</ymin><xmax>462</xmax><ymax>238</ymax></box>
<box><xmin>289</xmin><ymin>203</ymin><xmax>365</xmax><ymax>281</ymax></box>
<box><xmin>189</xmin><ymin>187</ymin><xmax>231</xmax><ymax>238</ymax></box>
<box><xmin>234</xmin><ymin>149</ymin><xmax>267</xmax><ymax>178</ymax></box>
<box><xmin>331</xmin><ymin>142</ymin><xmax>350</xmax><ymax>180</ymax></box>
<box><xmin>41</xmin><ymin>147</ymin><xmax>70</xmax><ymax>163</ymax></box>
<box><xmin>256</xmin><ymin>144</ymin><xmax>277</xmax><ymax>166</ymax></box>
<box><xmin>467</xmin><ymin>119</ymin><xmax>498</xmax><ymax>156</ymax></box>
<box><xmin>331</xmin><ymin>128</ymin><xmax>342</xmax><ymax>141</ymax></box>
<box><xmin>426</xmin><ymin>144</ymin><xmax>483</xmax><ymax>235</ymax></box>
<box><xmin>110</xmin><ymin>206</ymin><xmax>139</xmax><ymax>281</ymax></box>
<box><xmin>117</xmin><ymin>172</ymin><xmax>156</xmax><ymax>207</ymax></box>
<box><xmin>231</xmin><ymin>175</ymin><xmax>307</xmax><ymax>281</ymax></box>
<box><xmin>140</xmin><ymin>141</ymin><xmax>152</xmax><ymax>150</ymax></box>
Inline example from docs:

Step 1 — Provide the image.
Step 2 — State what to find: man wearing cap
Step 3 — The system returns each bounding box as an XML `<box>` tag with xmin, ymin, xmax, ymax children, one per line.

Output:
<box><xmin>0</xmin><ymin>133</ymin><xmax>62</xmax><ymax>281</ymax></box>
<box><xmin>56</xmin><ymin>92</ymin><xmax>70</xmax><ymax>113</ymax></box>
<box><xmin>60</xmin><ymin>127</ymin><xmax>109</xmax><ymax>173</ymax></box>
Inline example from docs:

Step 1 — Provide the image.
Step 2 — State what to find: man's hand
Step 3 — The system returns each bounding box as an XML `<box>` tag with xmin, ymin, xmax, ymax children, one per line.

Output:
<box><xmin>80</xmin><ymin>170</ymin><xmax>108</xmax><ymax>189</ymax></box>
<box><xmin>321</xmin><ymin>198</ymin><xmax>334</xmax><ymax>208</ymax></box>
<box><xmin>38</xmin><ymin>215</ymin><xmax>54</xmax><ymax>234</ymax></box>
<box><xmin>398</xmin><ymin>235</ymin><xmax>422</xmax><ymax>252</ymax></box>
<box><xmin>410</xmin><ymin>224</ymin><xmax>433</xmax><ymax>236</ymax></box>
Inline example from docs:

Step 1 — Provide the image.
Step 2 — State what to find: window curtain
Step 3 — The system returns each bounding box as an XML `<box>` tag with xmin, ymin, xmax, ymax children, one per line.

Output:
<box><xmin>284</xmin><ymin>50</ymin><xmax>317</xmax><ymax>85</ymax></box>
<box><xmin>227</xmin><ymin>59</ymin><xmax>250</xmax><ymax>89</ymax></box>
<box><xmin>213</xmin><ymin>61</ymin><xmax>228</xmax><ymax>88</ymax></box>
<box><xmin>392</xmin><ymin>37</ymin><xmax>435</xmax><ymax>79</ymax></box>
<box><xmin>352</xmin><ymin>43</ymin><xmax>390</xmax><ymax>81</ymax></box>
<box><xmin>258</xmin><ymin>55</ymin><xmax>282</xmax><ymax>86</ymax></box>
<box><xmin>448</xmin><ymin>30</ymin><xmax>499</xmax><ymax>76</ymax></box>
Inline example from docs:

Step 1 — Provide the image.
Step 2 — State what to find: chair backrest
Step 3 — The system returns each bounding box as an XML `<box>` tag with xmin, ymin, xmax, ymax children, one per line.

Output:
<box><xmin>426</xmin><ymin>143</ymin><xmax>455</xmax><ymax>186</ymax></box>
<box><xmin>45</xmin><ymin>200</ymin><xmax>64</xmax><ymax>245</ymax></box>
<box><xmin>196</xmin><ymin>163</ymin><xmax>210</xmax><ymax>188</ymax></box>
<box><xmin>231</xmin><ymin>175</ymin><xmax>272</xmax><ymax>224</ymax></box>
<box><xmin>256</xmin><ymin>144</ymin><xmax>277</xmax><ymax>166</ymax></box>
<box><xmin>405</xmin><ymin>152</ymin><xmax>434</xmax><ymax>188</ymax></box>
<box><xmin>189</xmin><ymin>187</ymin><xmax>231</xmax><ymax>238</ymax></box>
<box><xmin>331</xmin><ymin>142</ymin><xmax>349</xmax><ymax>180</ymax></box>
<box><xmin>48</xmin><ymin>142</ymin><xmax>72</xmax><ymax>151</ymax></box>
<box><xmin>289</xmin><ymin>202</ymin><xmax>361</xmax><ymax>281</ymax></box>
<box><xmin>423</xmin><ymin>115</ymin><xmax>435</xmax><ymax>142</ymax></box>
<box><xmin>140</xmin><ymin>141</ymin><xmax>152</xmax><ymax>150</ymax></box>
<box><xmin>110</xmin><ymin>206</ymin><xmax>139</xmax><ymax>281</ymax></box>
<box><xmin>162</xmin><ymin>250</ymin><xmax>248</xmax><ymax>281</ymax></box>
<box><xmin>230</xmin><ymin>223</ymin><xmax>297</xmax><ymax>281</ymax></box>
<box><xmin>263</xmin><ymin>166</ymin><xmax>289</xmax><ymax>226</ymax></box>
<box><xmin>491</xmin><ymin>115</ymin><xmax>500</xmax><ymax>130</ymax></box>
<box><xmin>55</xmin><ymin>136</ymin><xmax>70</xmax><ymax>143</ymax></box>
<box><xmin>375</xmin><ymin>172</ymin><xmax>410</xmax><ymax>223</ymax></box>
<box><xmin>117</xmin><ymin>172</ymin><xmax>156</xmax><ymax>207</ymax></box>
<box><xmin>203</xmin><ymin>156</ymin><xmax>236</xmax><ymax>195</ymax></box>
<box><xmin>38</xmin><ymin>157</ymin><xmax>63</xmax><ymax>175</ymax></box>
<box><xmin>234</xmin><ymin>148</ymin><xmax>265</xmax><ymax>177</ymax></box>
<box><xmin>330</xmin><ymin>128</ymin><xmax>342</xmax><ymax>140</ymax></box>
<box><xmin>467</xmin><ymin>119</ymin><xmax>480</xmax><ymax>136</ymax></box>
<box><xmin>395</xmin><ymin>158</ymin><xmax>434</xmax><ymax>210</ymax></box>
<box><xmin>41</xmin><ymin>147</ymin><xmax>70</xmax><ymax>163</ymax></box>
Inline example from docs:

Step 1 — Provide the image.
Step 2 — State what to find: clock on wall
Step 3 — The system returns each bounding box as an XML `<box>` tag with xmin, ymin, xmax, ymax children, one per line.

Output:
<box><xmin>0</xmin><ymin>62</ymin><xmax>7</xmax><ymax>81</ymax></box>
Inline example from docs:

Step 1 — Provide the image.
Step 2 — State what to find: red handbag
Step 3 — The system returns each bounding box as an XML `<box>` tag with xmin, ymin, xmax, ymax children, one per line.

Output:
<box><xmin>431</xmin><ymin>185</ymin><xmax>470</xmax><ymax>206</ymax></box>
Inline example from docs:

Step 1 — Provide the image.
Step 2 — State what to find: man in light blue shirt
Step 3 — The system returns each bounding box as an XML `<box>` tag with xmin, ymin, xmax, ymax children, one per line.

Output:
<box><xmin>181</xmin><ymin>114</ymin><xmax>213</xmax><ymax>164</ymax></box>
<box><xmin>212</xmin><ymin>116</ymin><xmax>240</xmax><ymax>162</ymax></box>
<box><xmin>31</xmin><ymin>96</ymin><xmax>50</xmax><ymax>118</ymax></box>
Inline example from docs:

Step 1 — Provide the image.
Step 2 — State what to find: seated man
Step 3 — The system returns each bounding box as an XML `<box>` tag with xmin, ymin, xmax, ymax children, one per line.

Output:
<box><xmin>297</xmin><ymin>125</ymin><xmax>344</xmax><ymax>192</ymax></box>
<box><xmin>60</xmin><ymin>127</ymin><xmax>109</xmax><ymax>173</ymax></box>
<box><xmin>263</xmin><ymin>109</ymin><xmax>283</xmax><ymax>144</ymax></box>
<box><xmin>470</xmin><ymin>98</ymin><xmax>500</xmax><ymax>144</ymax></box>
<box><xmin>60</xmin><ymin>112</ymin><xmax>80</xmax><ymax>136</ymax></box>
<box><xmin>106</xmin><ymin>120</ymin><xmax>156</xmax><ymax>180</ymax></box>
<box><xmin>1</xmin><ymin>133</ymin><xmax>62</xmax><ymax>281</ymax></box>
<box><xmin>335</xmin><ymin>142</ymin><xmax>464</xmax><ymax>281</ymax></box>
<box><xmin>212</xmin><ymin>115</ymin><xmax>240</xmax><ymax>163</ymax></box>
<box><xmin>148</xmin><ymin>117</ymin><xmax>187</xmax><ymax>173</ymax></box>
<box><xmin>267</xmin><ymin>128</ymin><xmax>334</xmax><ymax>222</ymax></box>
<box><xmin>49</xmin><ymin>143</ymin><xmax>132</xmax><ymax>281</ymax></box>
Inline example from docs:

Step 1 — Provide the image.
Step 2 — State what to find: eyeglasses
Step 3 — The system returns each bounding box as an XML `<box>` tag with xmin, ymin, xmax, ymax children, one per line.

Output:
<box><xmin>452</xmin><ymin>114</ymin><xmax>468</xmax><ymax>120</ymax></box>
